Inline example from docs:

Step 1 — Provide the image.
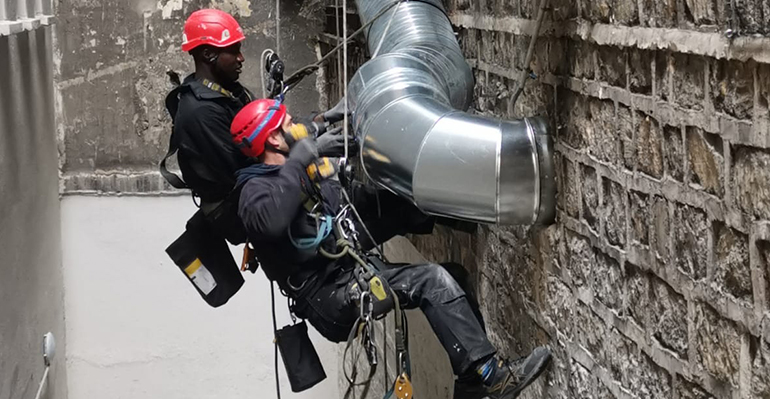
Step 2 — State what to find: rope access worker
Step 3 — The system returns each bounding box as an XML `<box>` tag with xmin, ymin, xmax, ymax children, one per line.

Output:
<box><xmin>230</xmin><ymin>99</ymin><xmax>553</xmax><ymax>399</ymax></box>
<box><xmin>162</xmin><ymin>9</ymin><xmax>343</xmax><ymax>244</ymax></box>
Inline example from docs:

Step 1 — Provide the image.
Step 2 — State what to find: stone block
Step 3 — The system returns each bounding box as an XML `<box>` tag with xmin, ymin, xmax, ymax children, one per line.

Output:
<box><xmin>710</xmin><ymin>59</ymin><xmax>754</xmax><ymax>120</ymax></box>
<box><xmin>714</xmin><ymin>223</ymin><xmax>752</xmax><ymax>304</ymax></box>
<box><xmin>642</xmin><ymin>0</ymin><xmax>678</xmax><ymax>27</ymax></box>
<box><xmin>656</xmin><ymin>52</ymin><xmax>671</xmax><ymax>101</ymax></box>
<box><xmin>674</xmin><ymin>204</ymin><xmax>709</xmax><ymax>281</ymax></box>
<box><xmin>629</xmin><ymin>49</ymin><xmax>653</xmax><ymax>95</ymax></box>
<box><xmin>603</xmin><ymin>178</ymin><xmax>627</xmax><ymax>248</ymax></box>
<box><xmin>683</xmin><ymin>0</ymin><xmax>719</xmax><ymax>25</ymax></box>
<box><xmin>733</xmin><ymin>0</ymin><xmax>764</xmax><ymax>34</ymax></box>
<box><xmin>759</xmin><ymin>240</ymin><xmax>770</xmax><ymax>310</ymax></box>
<box><xmin>567</xmin><ymin>360</ymin><xmax>614</xmax><ymax>398</ymax></box>
<box><xmin>651</xmin><ymin>196</ymin><xmax>671</xmax><ymax>260</ymax></box>
<box><xmin>675</xmin><ymin>377</ymin><xmax>716</xmax><ymax>399</ymax></box>
<box><xmin>562</xmin><ymin>158</ymin><xmax>581</xmax><ymax>218</ymax></box>
<box><xmin>566</xmin><ymin>231</ymin><xmax>595</xmax><ymax>287</ymax></box>
<box><xmin>694</xmin><ymin>302</ymin><xmax>741</xmax><ymax>383</ymax></box>
<box><xmin>625</xmin><ymin>263</ymin><xmax>650</xmax><ymax>328</ymax></box>
<box><xmin>582</xmin><ymin>0</ymin><xmax>611</xmax><ymax>23</ymax></box>
<box><xmin>592</xmin><ymin>250</ymin><xmax>623</xmax><ymax>311</ymax></box>
<box><xmin>650</xmin><ymin>277</ymin><xmax>689</xmax><ymax>358</ymax></box>
<box><xmin>733</xmin><ymin>147</ymin><xmax>770</xmax><ymax>220</ymax></box>
<box><xmin>582</xmin><ymin>165</ymin><xmax>600</xmax><ymax>230</ymax></box>
<box><xmin>597</xmin><ymin>46</ymin><xmax>627</xmax><ymax>88</ymax></box>
<box><xmin>637</xmin><ymin>112</ymin><xmax>665</xmax><ymax>179</ymax></box>
<box><xmin>664</xmin><ymin>125</ymin><xmax>685</xmax><ymax>182</ymax></box>
<box><xmin>546</xmin><ymin>276</ymin><xmax>575</xmax><ymax>335</ymax></box>
<box><xmin>604</xmin><ymin>327</ymin><xmax>637</xmax><ymax>382</ymax></box>
<box><xmin>613</xmin><ymin>0</ymin><xmax>640</xmax><ymax>24</ymax></box>
<box><xmin>588</xmin><ymin>99</ymin><xmax>622</xmax><ymax>165</ymax></box>
<box><xmin>619</xmin><ymin>105</ymin><xmax>636</xmax><ymax>171</ymax></box>
<box><xmin>672</xmin><ymin>53</ymin><xmax>706</xmax><ymax>111</ymax></box>
<box><xmin>623</xmin><ymin>352</ymin><xmax>673</xmax><ymax>399</ymax></box>
<box><xmin>687</xmin><ymin>127</ymin><xmax>725</xmax><ymax>197</ymax></box>
<box><xmin>630</xmin><ymin>191</ymin><xmax>651</xmax><ymax>245</ymax></box>
<box><xmin>480</xmin><ymin>29</ymin><xmax>496</xmax><ymax>65</ymax></box>
<box><xmin>459</xmin><ymin>28</ymin><xmax>479</xmax><ymax>60</ymax></box>
<box><xmin>550</xmin><ymin>0</ymin><xmax>579</xmax><ymax>21</ymax></box>
<box><xmin>752</xmin><ymin>337</ymin><xmax>770</xmax><ymax>398</ymax></box>
<box><xmin>575</xmin><ymin>303</ymin><xmax>608</xmax><ymax>361</ymax></box>
<box><xmin>568</xmin><ymin>41</ymin><xmax>597</xmax><ymax>80</ymax></box>
<box><xmin>558</xmin><ymin>88</ymin><xmax>588</xmax><ymax>150</ymax></box>
<box><xmin>759</xmin><ymin>64</ymin><xmax>770</xmax><ymax>115</ymax></box>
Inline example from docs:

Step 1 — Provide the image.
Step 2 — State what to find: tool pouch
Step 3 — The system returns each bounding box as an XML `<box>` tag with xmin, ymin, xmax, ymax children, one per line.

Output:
<box><xmin>275</xmin><ymin>321</ymin><xmax>327</xmax><ymax>392</ymax></box>
<box><xmin>166</xmin><ymin>210</ymin><xmax>245</xmax><ymax>308</ymax></box>
<box><xmin>203</xmin><ymin>191</ymin><xmax>248</xmax><ymax>246</ymax></box>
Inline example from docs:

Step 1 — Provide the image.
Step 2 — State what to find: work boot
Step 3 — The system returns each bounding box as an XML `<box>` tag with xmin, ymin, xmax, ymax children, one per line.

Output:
<box><xmin>459</xmin><ymin>346</ymin><xmax>552</xmax><ymax>399</ymax></box>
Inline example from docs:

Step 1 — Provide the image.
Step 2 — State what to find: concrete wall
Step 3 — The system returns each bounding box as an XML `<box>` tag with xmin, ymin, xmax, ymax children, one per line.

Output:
<box><xmin>0</xmin><ymin>21</ymin><xmax>67</xmax><ymax>399</ymax></box>
<box><xmin>402</xmin><ymin>0</ymin><xmax>770</xmax><ymax>398</ymax></box>
<box><xmin>55</xmin><ymin>0</ymin><xmax>326</xmax><ymax>195</ymax></box>
<box><xmin>60</xmin><ymin>196</ymin><xmax>340</xmax><ymax>399</ymax></box>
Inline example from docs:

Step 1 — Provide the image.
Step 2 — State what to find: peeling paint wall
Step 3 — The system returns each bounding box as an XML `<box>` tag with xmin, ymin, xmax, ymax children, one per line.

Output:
<box><xmin>0</xmin><ymin>20</ymin><xmax>67</xmax><ymax>399</ymax></box>
<box><xmin>54</xmin><ymin>0</ymin><xmax>326</xmax><ymax>194</ymax></box>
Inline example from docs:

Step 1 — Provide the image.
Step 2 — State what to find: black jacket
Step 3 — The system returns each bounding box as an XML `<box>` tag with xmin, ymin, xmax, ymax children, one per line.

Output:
<box><xmin>166</xmin><ymin>74</ymin><xmax>256</xmax><ymax>202</ymax></box>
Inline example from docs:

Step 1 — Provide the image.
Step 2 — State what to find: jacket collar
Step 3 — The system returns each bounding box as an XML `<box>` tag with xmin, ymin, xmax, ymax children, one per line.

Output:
<box><xmin>183</xmin><ymin>73</ymin><xmax>242</xmax><ymax>101</ymax></box>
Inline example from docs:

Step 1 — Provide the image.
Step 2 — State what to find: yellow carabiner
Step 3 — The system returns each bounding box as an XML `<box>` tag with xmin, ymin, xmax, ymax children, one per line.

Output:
<box><xmin>393</xmin><ymin>373</ymin><xmax>413</xmax><ymax>399</ymax></box>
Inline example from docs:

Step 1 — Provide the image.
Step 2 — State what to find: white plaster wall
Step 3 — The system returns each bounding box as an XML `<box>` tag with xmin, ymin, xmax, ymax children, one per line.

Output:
<box><xmin>60</xmin><ymin>196</ymin><xmax>339</xmax><ymax>399</ymax></box>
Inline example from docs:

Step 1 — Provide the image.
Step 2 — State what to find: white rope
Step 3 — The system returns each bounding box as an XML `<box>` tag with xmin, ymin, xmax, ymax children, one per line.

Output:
<box><xmin>335</xmin><ymin>0</ymin><xmax>343</xmax><ymax>99</ymax></box>
<box><xmin>260</xmin><ymin>49</ymin><xmax>274</xmax><ymax>99</ymax></box>
<box><xmin>372</xmin><ymin>1</ymin><xmax>401</xmax><ymax>59</ymax></box>
<box><xmin>342</xmin><ymin>0</ymin><xmax>349</xmax><ymax>162</ymax></box>
<box><xmin>275</xmin><ymin>0</ymin><xmax>281</xmax><ymax>56</ymax></box>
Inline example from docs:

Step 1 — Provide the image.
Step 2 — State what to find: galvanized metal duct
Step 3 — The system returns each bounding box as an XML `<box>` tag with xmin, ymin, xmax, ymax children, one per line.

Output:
<box><xmin>348</xmin><ymin>0</ymin><xmax>556</xmax><ymax>225</ymax></box>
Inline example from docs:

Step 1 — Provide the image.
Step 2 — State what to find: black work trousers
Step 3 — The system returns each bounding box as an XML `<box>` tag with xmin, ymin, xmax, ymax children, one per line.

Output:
<box><xmin>293</xmin><ymin>263</ymin><xmax>496</xmax><ymax>375</ymax></box>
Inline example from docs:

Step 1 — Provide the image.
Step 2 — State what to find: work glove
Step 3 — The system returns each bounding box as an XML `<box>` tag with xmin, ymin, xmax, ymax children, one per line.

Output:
<box><xmin>306</xmin><ymin>157</ymin><xmax>338</xmax><ymax>182</ymax></box>
<box><xmin>288</xmin><ymin>137</ymin><xmax>319</xmax><ymax>167</ymax></box>
<box><xmin>283</xmin><ymin>124</ymin><xmax>312</xmax><ymax>149</ymax></box>
<box><xmin>316</xmin><ymin>127</ymin><xmax>357</xmax><ymax>158</ymax></box>
<box><xmin>322</xmin><ymin>97</ymin><xmax>351</xmax><ymax>124</ymax></box>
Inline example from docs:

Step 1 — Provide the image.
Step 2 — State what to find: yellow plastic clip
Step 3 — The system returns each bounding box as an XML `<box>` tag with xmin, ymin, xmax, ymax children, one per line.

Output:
<box><xmin>370</xmin><ymin>276</ymin><xmax>387</xmax><ymax>301</ymax></box>
<box><xmin>393</xmin><ymin>373</ymin><xmax>413</xmax><ymax>399</ymax></box>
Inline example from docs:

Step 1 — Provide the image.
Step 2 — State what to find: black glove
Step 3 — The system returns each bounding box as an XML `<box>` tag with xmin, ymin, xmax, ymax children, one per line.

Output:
<box><xmin>289</xmin><ymin>138</ymin><xmax>318</xmax><ymax>167</ymax></box>
<box><xmin>316</xmin><ymin>127</ymin><xmax>350</xmax><ymax>158</ymax></box>
<box><xmin>322</xmin><ymin>97</ymin><xmax>350</xmax><ymax>124</ymax></box>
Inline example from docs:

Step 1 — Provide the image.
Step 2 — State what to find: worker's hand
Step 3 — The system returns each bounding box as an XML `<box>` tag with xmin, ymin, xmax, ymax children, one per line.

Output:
<box><xmin>322</xmin><ymin>97</ymin><xmax>351</xmax><ymax>124</ymax></box>
<box><xmin>283</xmin><ymin>124</ymin><xmax>312</xmax><ymax>148</ymax></box>
<box><xmin>289</xmin><ymin>137</ymin><xmax>319</xmax><ymax>167</ymax></box>
<box><xmin>306</xmin><ymin>158</ymin><xmax>338</xmax><ymax>182</ymax></box>
<box><xmin>316</xmin><ymin>127</ymin><xmax>356</xmax><ymax>158</ymax></box>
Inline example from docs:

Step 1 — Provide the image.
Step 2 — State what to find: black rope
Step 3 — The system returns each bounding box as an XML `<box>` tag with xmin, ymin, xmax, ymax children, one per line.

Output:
<box><xmin>271</xmin><ymin>282</ymin><xmax>281</xmax><ymax>399</ymax></box>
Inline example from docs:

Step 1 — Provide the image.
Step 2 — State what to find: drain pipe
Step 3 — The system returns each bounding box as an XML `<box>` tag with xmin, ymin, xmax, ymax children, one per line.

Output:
<box><xmin>348</xmin><ymin>0</ymin><xmax>556</xmax><ymax>225</ymax></box>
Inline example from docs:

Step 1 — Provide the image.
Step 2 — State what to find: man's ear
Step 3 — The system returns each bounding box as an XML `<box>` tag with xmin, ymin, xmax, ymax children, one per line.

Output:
<box><xmin>201</xmin><ymin>47</ymin><xmax>219</xmax><ymax>64</ymax></box>
<box><xmin>265</xmin><ymin>131</ymin><xmax>283</xmax><ymax>148</ymax></box>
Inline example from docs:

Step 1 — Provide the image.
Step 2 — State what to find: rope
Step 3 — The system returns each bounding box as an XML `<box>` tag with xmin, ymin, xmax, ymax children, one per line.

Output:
<box><xmin>371</xmin><ymin>1</ymin><xmax>401</xmax><ymax>59</ymax></box>
<box><xmin>275</xmin><ymin>0</ymin><xmax>281</xmax><ymax>55</ymax></box>
<box><xmin>342</xmin><ymin>0</ymin><xmax>349</xmax><ymax>164</ymax></box>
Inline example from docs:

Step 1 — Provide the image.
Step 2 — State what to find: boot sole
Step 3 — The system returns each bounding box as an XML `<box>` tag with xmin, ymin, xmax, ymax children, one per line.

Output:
<box><xmin>498</xmin><ymin>350</ymin><xmax>553</xmax><ymax>399</ymax></box>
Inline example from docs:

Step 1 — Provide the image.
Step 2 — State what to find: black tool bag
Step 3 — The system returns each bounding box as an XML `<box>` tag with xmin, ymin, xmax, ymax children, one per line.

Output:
<box><xmin>275</xmin><ymin>321</ymin><xmax>327</xmax><ymax>392</ymax></box>
<box><xmin>166</xmin><ymin>210</ymin><xmax>245</xmax><ymax>307</ymax></box>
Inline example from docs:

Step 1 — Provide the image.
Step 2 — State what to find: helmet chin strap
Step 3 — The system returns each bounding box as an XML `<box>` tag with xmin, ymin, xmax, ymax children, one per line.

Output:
<box><xmin>264</xmin><ymin>144</ymin><xmax>289</xmax><ymax>158</ymax></box>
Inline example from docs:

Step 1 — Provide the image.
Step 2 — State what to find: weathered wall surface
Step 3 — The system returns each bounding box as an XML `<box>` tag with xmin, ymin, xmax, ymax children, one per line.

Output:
<box><xmin>0</xmin><ymin>17</ymin><xmax>67</xmax><ymax>399</ymax></box>
<box><xmin>55</xmin><ymin>0</ymin><xmax>326</xmax><ymax>195</ymax></box>
<box><xmin>401</xmin><ymin>0</ymin><xmax>770</xmax><ymax>398</ymax></box>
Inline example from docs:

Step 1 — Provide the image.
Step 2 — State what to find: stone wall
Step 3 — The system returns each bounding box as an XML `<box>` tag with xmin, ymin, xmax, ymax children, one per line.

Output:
<box><xmin>55</xmin><ymin>0</ymin><xmax>326</xmax><ymax>195</ymax></box>
<box><xmin>403</xmin><ymin>0</ymin><xmax>770</xmax><ymax>398</ymax></box>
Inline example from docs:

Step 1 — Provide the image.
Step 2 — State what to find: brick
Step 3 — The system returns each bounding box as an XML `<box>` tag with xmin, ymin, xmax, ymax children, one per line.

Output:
<box><xmin>733</xmin><ymin>147</ymin><xmax>770</xmax><ymax>220</ymax></box>
<box><xmin>650</xmin><ymin>196</ymin><xmax>670</xmax><ymax>260</ymax></box>
<box><xmin>629</xmin><ymin>49</ymin><xmax>653</xmax><ymax>95</ymax></box>
<box><xmin>582</xmin><ymin>0</ymin><xmax>612</xmax><ymax>23</ymax></box>
<box><xmin>687</xmin><ymin>127</ymin><xmax>725</xmax><ymax>197</ymax></box>
<box><xmin>568</xmin><ymin>41</ymin><xmax>597</xmax><ymax>80</ymax></box>
<box><xmin>672</xmin><ymin>53</ymin><xmax>706</xmax><ymax>111</ymax></box>
<box><xmin>710</xmin><ymin>60</ymin><xmax>754</xmax><ymax>120</ymax></box>
<box><xmin>663</xmin><ymin>125</ymin><xmax>685</xmax><ymax>182</ymax></box>
<box><xmin>650</xmin><ymin>277</ymin><xmax>689</xmax><ymax>358</ymax></box>
<box><xmin>714</xmin><ymin>223</ymin><xmax>752</xmax><ymax>304</ymax></box>
<box><xmin>597</xmin><ymin>46</ymin><xmax>626</xmax><ymax>88</ymax></box>
<box><xmin>567</xmin><ymin>231</ymin><xmax>595</xmax><ymax>287</ymax></box>
<box><xmin>675</xmin><ymin>377</ymin><xmax>716</xmax><ymax>399</ymax></box>
<box><xmin>588</xmin><ymin>99</ymin><xmax>622</xmax><ymax>165</ymax></box>
<box><xmin>625</xmin><ymin>263</ymin><xmax>650</xmax><ymax>328</ymax></box>
<box><xmin>582</xmin><ymin>165</ymin><xmax>600</xmax><ymax>230</ymax></box>
<box><xmin>630</xmin><ymin>191</ymin><xmax>651</xmax><ymax>245</ymax></box>
<box><xmin>603</xmin><ymin>178</ymin><xmax>627</xmax><ymax>248</ymax></box>
<box><xmin>694</xmin><ymin>302</ymin><xmax>741</xmax><ymax>383</ymax></box>
<box><xmin>637</xmin><ymin>113</ymin><xmax>665</xmax><ymax>179</ymax></box>
<box><xmin>642</xmin><ymin>0</ymin><xmax>678</xmax><ymax>27</ymax></box>
<box><xmin>619</xmin><ymin>105</ymin><xmax>636</xmax><ymax>170</ymax></box>
<box><xmin>752</xmin><ymin>338</ymin><xmax>770</xmax><ymax>398</ymax></box>
<box><xmin>613</xmin><ymin>0</ymin><xmax>640</xmax><ymax>24</ymax></box>
<box><xmin>575</xmin><ymin>303</ymin><xmax>608</xmax><ymax>360</ymax></box>
<box><xmin>592</xmin><ymin>250</ymin><xmax>623</xmax><ymax>311</ymax></box>
<box><xmin>683</xmin><ymin>0</ymin><xmax>718</xmax><ymax>25</ymax></box>
<box><xmin>674</xmin><ymin>204</ymin><xmax>709</xmax><ymax>281</ymax></box>
<box><xmin>562</xmin><ymin>158</ymin><xmax>581</xmax><ymax>217</ymax></box>
<box><xmin>759</xmin><ymin>240</ymin><xmax>770</xmax><ymax>310</ymax></box>
<box><xmin>546</xmin><ymin>276</ymin><xmax>575</xmax><ymax>335</ymax></box>
<box><xmin>558</xmin><ymin>89</ymin><xmax>588</xmax><ymax>149</ymax></box>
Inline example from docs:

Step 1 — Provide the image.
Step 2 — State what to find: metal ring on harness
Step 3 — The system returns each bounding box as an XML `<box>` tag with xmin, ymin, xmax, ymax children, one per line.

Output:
<box><xmin>286</xmin><ymin>275</ymin><xmax>307</xmax><ymax>292</ymax></box>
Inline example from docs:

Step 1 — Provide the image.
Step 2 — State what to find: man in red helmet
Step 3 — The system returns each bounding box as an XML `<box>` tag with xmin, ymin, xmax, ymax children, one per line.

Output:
<box><xmin>230</xmin><ymin>99</ymin><xmax>553</xmax><ymax>399</ymax></box>
<box><xmin>162</xmin><ymin>9</ymin><xmax>346</xmax><ymax>244</ymax></box>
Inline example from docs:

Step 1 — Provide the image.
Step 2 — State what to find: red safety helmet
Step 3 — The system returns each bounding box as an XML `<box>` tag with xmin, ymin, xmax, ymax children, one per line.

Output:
<box><xmin>231</xmin><ymin>99</ymin><xmax>287</xmax><ymax>158</ymax></box>
<box><xmin>182</xmin><ymin>9</ymin><xmax>245</xmax><ymax>52</ymax></box>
